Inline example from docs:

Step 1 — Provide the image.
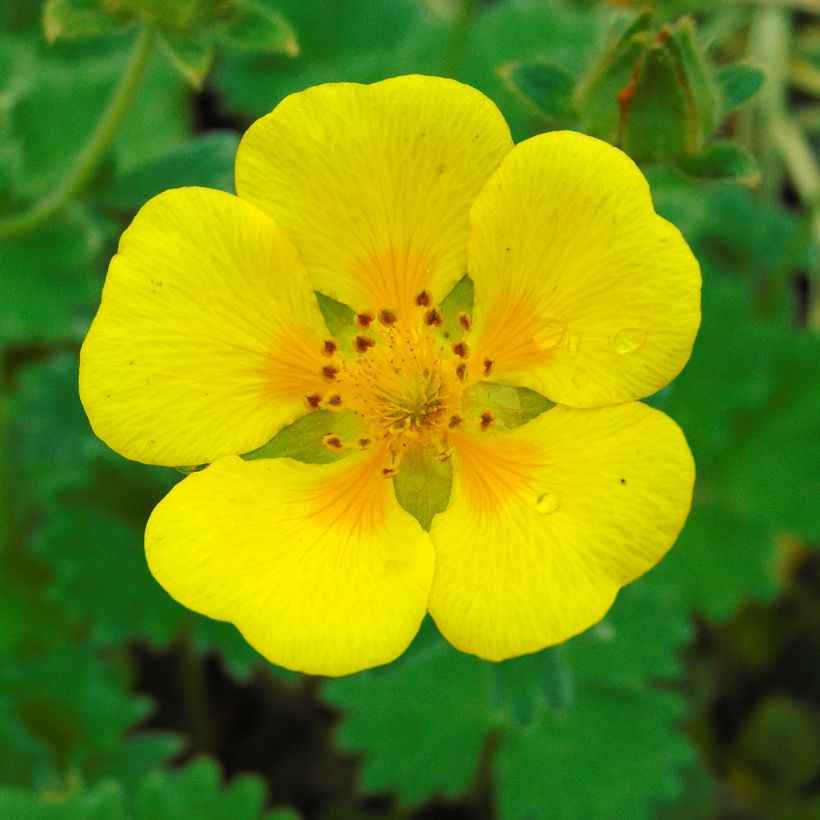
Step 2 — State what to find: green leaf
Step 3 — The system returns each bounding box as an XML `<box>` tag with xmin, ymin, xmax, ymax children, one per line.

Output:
<box><xmin>157</xmin><ymin>29</ymin><xmax>215</xmax><ymax>89</ymax></box>
<box><xmin>716</xmin><ymin>63</ymin><xmax>765</xmax><ymax>112</ymax></box>
<box><xmin>491</xmin><ymin>647</ymin><xmax>572</xmax><ymax>726</ymax></box>
<box><xmin>98</xmin><ymin>132</ymin><xmax>240</xmax><ymax>210</ymax></box>
<box><xmin>221</xmin><ymin>0</ymin><xmax>299</xmax><ymax>56</ymax></box>
<box><xmin>622</xmin><ymin>42</ymin><xmax>690</xmax><ymax>161</ymax></box>
<box><xmin>438</xmin><ymin>274</ymin><xmax>474</xmax><ymax>341</ymax></box>
<box><xmin>393</xmin><ymin>444</ymin><xmax>452</xmax><ymax>531</ymax></box>
<box><xmin>497</xmin><ymin>59</ymin><xmax>576</xmax><ymax>122</ymax></box>
<box><xmin>496</xmin><ymin>583</ymin><xmax>697</xmax><ymax>819</ymax></box>
<box><xmin>0</xmin><ymin>782</ymin><xmax>126</xmax><ymax>820</ymax></box>
<box><xmin>679</xmin><ymin>140</ymin><xmax>760</xmax><ymax>184</ymax></box>
<box><xmin>325</xmin><ymin>623</ymin><xmax>493</xmax><ymax>803</ymax></box>
<box><xmin>43</xmin><ymin>0</ymin><xmax>131</xmax><ymax>42</ymax></box>
<box><xmin>0</xmin><ymin>211</ymin><xmax>114</xmax><ymax>344</ymax></box>
<box><xmin>134</xmin><ymin>757</ymin><xmax>272</xmax><ymax>820</ymax></box>
<box><xmin>314</xmin><ymin>291</ymin><xmax>356</xmax><ymax>349</ymax></box>
<box><xmin>244</xmin><ymin>410</ymin><xmax>363</xmax><ymax>464</ymax></box>
<box><xmin>460</xmin><ymin>382</ymin><xmax>554</xmax><ymax>432</ymax></box>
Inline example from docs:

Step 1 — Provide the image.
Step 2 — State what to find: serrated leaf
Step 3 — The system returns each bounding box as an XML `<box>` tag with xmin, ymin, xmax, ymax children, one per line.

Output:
<box><xmin>134</xmin><ymin>757</ymin><xmax>271</xmax><ymax>820</ymax></box>
<box><xmin>43</xmin><ymin>0</ymin><xmax>131</xmax><ymax>42</ymax></box>
<box><xmin>98</xmin><ymin>132</ymin><xmax>239</xmax><ymax>210</ymax></box>
<box><xmin>716</xmin><ymin>63</ymin><xmax>765</xmax><ymax>112</ymax></box>
<box><xmin>460</xmin><ymin>382</ymin><xmax>554</xmax><ymax>432</ymax></box>
<box><xmin>158</xmin><ymin>29</ymin><xmax>215</xmax><ymax>89</ymax></box>
<box><xmin>325</xmin><ymin>623</ymin><xmax>493</xmax><ymax>803</ymax></box>
<box><xmin>244</xmin><ymin>410</ymin><xmax>363</xmax><ymax>464</ymax></box>
<box><xmin>498</xmin><ymin>59</ymin><xmax>576</xmax><ymax>122</ymax></box>
<box><xmin>393</xmin><ymin>443</ymin><xmax>452</xmax><ymax>531</ymax></box>
<box><xmin>496</xmin><ymin>584</ymin><xmax>696</xmax><ymax>819</ymax></box>
<box><xmin>679</xmin><ymin>140</ymin><xmax>760</xmax><ymax>184</ymax></box>
<box><xmin>221</xmin><ymin>0</ymin><xmax>298</xmax><ymax>56</ymax></box>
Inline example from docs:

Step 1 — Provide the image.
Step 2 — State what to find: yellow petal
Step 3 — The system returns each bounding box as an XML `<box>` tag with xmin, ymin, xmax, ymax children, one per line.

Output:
<box><xmin>235</xmin><ymin>75</ymin><xmax>512</xmax><ymax>315</ymax></box>
<box><xmin>428</xmin><ymin>402</ymin><xmax>694</xmax><ymax>661</ymax></box>
<box><xmin>146</xmin><ymin>450</ymin><xmax>434</xmax><ymax>676</ymax></box>
<box><xmin>469</xmin><ymin>131</ymin><xmax>700</xmax><ymax>407</ymax></box>
<box><xmin>80</xmin><ymin>187</ymin><xmax>331</xmax><ymax>467</ymax></box>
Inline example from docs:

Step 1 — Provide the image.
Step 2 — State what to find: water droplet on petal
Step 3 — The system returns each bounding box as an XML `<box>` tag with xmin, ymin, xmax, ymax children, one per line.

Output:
<box><xmin>566</xmin><ymin>334</ymin><xmax>580</xmax><ymax>356</ymax></box>
<box><xmin>534</xmin><ymin>320</ymin><xmax>565</xmax><ymax>350</ymax></box>
<box><xmin>613</xmin><ymin>328</ymin><xmax>646</xmax><ymax>355</ymax></box>
<box><xmin>535</xmin><ymin>491</ymin><xmax>560</xmax><ymax>514</ymax></box>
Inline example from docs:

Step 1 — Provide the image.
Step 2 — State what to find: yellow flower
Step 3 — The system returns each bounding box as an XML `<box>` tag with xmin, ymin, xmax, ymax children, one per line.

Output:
<box><xmin>80</xmin><ymin>76</ymin><xmax>700</xmax><ymax>676</ymax></box>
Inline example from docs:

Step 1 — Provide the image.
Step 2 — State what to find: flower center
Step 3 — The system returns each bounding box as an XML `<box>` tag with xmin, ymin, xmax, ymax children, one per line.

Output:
<box><xmin>307</xmin><ymin>291</ymin><xmax>486</xmax><ymax>474</ymax></box>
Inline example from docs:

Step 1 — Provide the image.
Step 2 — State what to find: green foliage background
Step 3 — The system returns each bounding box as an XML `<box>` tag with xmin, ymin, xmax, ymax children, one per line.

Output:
<box><xmin>1</xmin><ymin>0</ymin><xmax>818</xmax><ymax>818</ymax></box>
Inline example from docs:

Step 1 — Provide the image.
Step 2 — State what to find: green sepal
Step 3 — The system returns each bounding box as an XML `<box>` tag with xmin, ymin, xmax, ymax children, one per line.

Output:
<box><xmin>437</xmin><ymin>274</ymin><xmax>474</xmax><ymax>341</ymax></box>
<box><xmin>666</xmin><ymin>17</ymin><xmax>721</xmax><ymax>148</ymax></box>
<box><xmin>314</xmin><ymin>291</ymin><xmax>357</xmax><ymax>351</ymax></box>
<box><xmin>574</xmin><ymin>10</ymin><xmax>652</xmax><ymax>141</ymax></box>
<box><xmin>43</xmin><ymin>0</ymin><xmax>132</xmax><ymax>42</ymax></box>
<box><xmin>220</xmin><ymin>0</ymin><xmax>299</xmax><ymax>56</ymax></box>
<box><xmin>393</xmin><ymin>444</ymin><xmax>452</xmax><ymax>531</ymax></box>
<box><xmin>716</xmin><ymin>63</ymin><xmax>765</xmax><ymax>112</ymax></box>
<box><xmin>622</xmin><ymin>41</ymin><xmax>689</xmax><ymax>161</ymax></box>
<box><xmin>498</xmin><ymin>59</ymin><xmax>576</xmax><ymax>123</ymax></box>
<box><xmin>678</xmin><ymin>140</ymin><xmax>760</xmax><ymax>184</ymax></box>
<box><xmin>157</xmin><ymin>29</ymin><xmax>215</xmax><ymax>89</ymax></box>
<box><xmin>243</xmin><ymin>410</ymin><xmax>363</xmax><ymax>464</ymax></box>
<box><xmin>461</xmin><ymin>382</ymin><xmax>554</xmax><ymax>433</ymax></box>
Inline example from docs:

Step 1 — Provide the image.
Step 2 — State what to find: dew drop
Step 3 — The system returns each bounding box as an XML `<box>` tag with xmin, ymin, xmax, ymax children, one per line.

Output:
<box><xmin>613</xmin><ymin>328</ymin><xmax>646</xmax><ymax>355</ymax></box>
<box><xmin>534</xmin><ymin>320</ymin><xmax>565</xmax><ymax>350</ymax></box>
<box><xmin>535</xmin><ymin>491</ymin><xmax>560</xmax><ymax>515</ymax></box>
<box><xmin>566</xmin><ymin>334</ymin><xmax>580</xmax><ymax>356</ymax></box>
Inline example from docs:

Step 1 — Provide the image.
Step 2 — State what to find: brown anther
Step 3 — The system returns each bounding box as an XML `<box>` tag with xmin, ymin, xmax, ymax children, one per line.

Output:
<box><xmin>436</xmin><ymin>448</ymin><xmax>453</xmax><ymax>462</ymax></box>
<box><xmin>381</xmin><ymin>466</ymin><xmax>399</xmax><ymax>478</ymax></box>
<box><xmin>322</xmin><ymin>338</ymin><xmax>338</xmax><ymax>357</ymax></box>
<box><xmin>323</xmin><ymin>434</ymin><xmax>344</xmax><ymax>450</ymax></box>
<box><xmin>452</xmin><ymin>341</ymin><xmax>469</xmax><ymax>359</ymax></box>
<box><xmin>354</xmin><ymin>334</ymin><xmax>376</xmax><ymax>353</ymax></box>
<box><xmin>415</xmin><ymin>290</ymin><xmax>432</xmax><ymax>307</ymax></box>
<box><xmin>480</xmin><ymin>411</ymin><xmax>494</xmax><ymax>431</ymax></box>
<box><xmin>424</xmin><ymin>308</ymin><xmax>443</xmax><ymax>327</ymax></box>
<box><xmin>305</xmin><ymin>393</ymin><xmax>322</xmax><ymax>410</ymax></box>
<box><xmin>455</xmin><ymin>362</ymin><xmax>467</xmax><ymax>381</ymax></box>
<box><xmin>378</xmin><ymin>309</ymin><xmax>398</xmax><ymax>326</ymax></box>
<box><xmin>448</xmin><ymin>415</ymin><xmax>462</xmax><ymax>428</ymax></box>
<box><xmin>355</xmin><ymin>311</ymin><xmax>374</xmax><ymax>328</ymax></box>
<box><xmin>358</xmin><ymin>438</ymin><xmax>372</xmax><ymax>450</ymax></box>
<box><xmin>458</xmin><ymin>312</ymin><xmax>472</xmax><ymax>332</ymax></box>
<box><xmin>321</xmin><ymin>365</ymin><xmax>339</xmax><ymax>381</ymax></box>
<box><xmin>327</xmin><ymin>394</ymin><xmax>343</xmax><ymax>407</ymax></box>
<box><xmin>483</xmin><ymin>358</ymin><xmax>494</xmax><ymax>376</ymax></box>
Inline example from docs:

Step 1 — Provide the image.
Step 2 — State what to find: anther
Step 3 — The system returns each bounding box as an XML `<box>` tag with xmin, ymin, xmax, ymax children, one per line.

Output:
<box><xmin>480</xmin><ymin>411</ymin><xmax>494</xmax><ymax>431</ymax></box>
<box><xmin>357</xmin><ymin>438</ymin><xmax>372</xmax><ymax>450</ymax></box>
<box><xmin>304</xmin><ymin>393</ymin><xmax>322</xmax><ymax>410</ymax></box>
<box><xmin>448</xmin><ymin>415</ymin><xmax>462</xmax><ymax>428</ymax></box>
<box><xmin>322</xmin><ymin>339</ymin><xmax>338</xmax><ymax>357</ymax></box>
<box><xmin>436</xmin><ymin>448</ymin><xmax>453</xmax><ymax>462</ymax></box>
<box><xmin>378</xmin><ymin>309</ymin><xmax>398</xmax><ymax>326</ymax></box>
<box><xmin>381</xmin><ymin>466</ymin><xmax>399</xmax><ymax>478</ymax></box>
<box><xmin>355</xmin><ymin>311</ymin><xmax>374</xmax><ymax>328</ymax></box>
<box><xmin>452</xmin><ymin>341</ymin><xmax>469</xmax><ymax>359</ymax></box>
<box><xmin>415</xmin><ymin>290</ymin><xmax>432</xmax><ymax>307</ymax></box>
<box><xmin>455</xmin><ymin>362</ymin><xmax>467</xmax><ymax>381</ymax></box>
<box><xmin>327</xmin><ymin>394</ymin><xmax>343</xmax><ymax>407</ymax></box>
<box><xmin>424</xmin><ymin>308</ymin><xmax>443</xmax><ymax>327</ymax></box>
<box><xmin>458</xmin><ymin>312</ymin><xmax>472</xmax><ymax>332</ymax></box>
<box><xmin>323</xmin><ymin>434</ymin><xmax>344</xmax><ymax>450</ymax></box>
<box><xmin>483</xmin><ymin>358</ymin><xmax>494</xmax><ymax>376</ymax></box>
<box><xmin>321</xmin><ymin>365</ymin><xmax>339</xmax><ymax>381</ymax></box>
<box><xmin>354</xmin><ymin>334</ymin><xmax>376</xmax><ymax>353</ymax></box>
